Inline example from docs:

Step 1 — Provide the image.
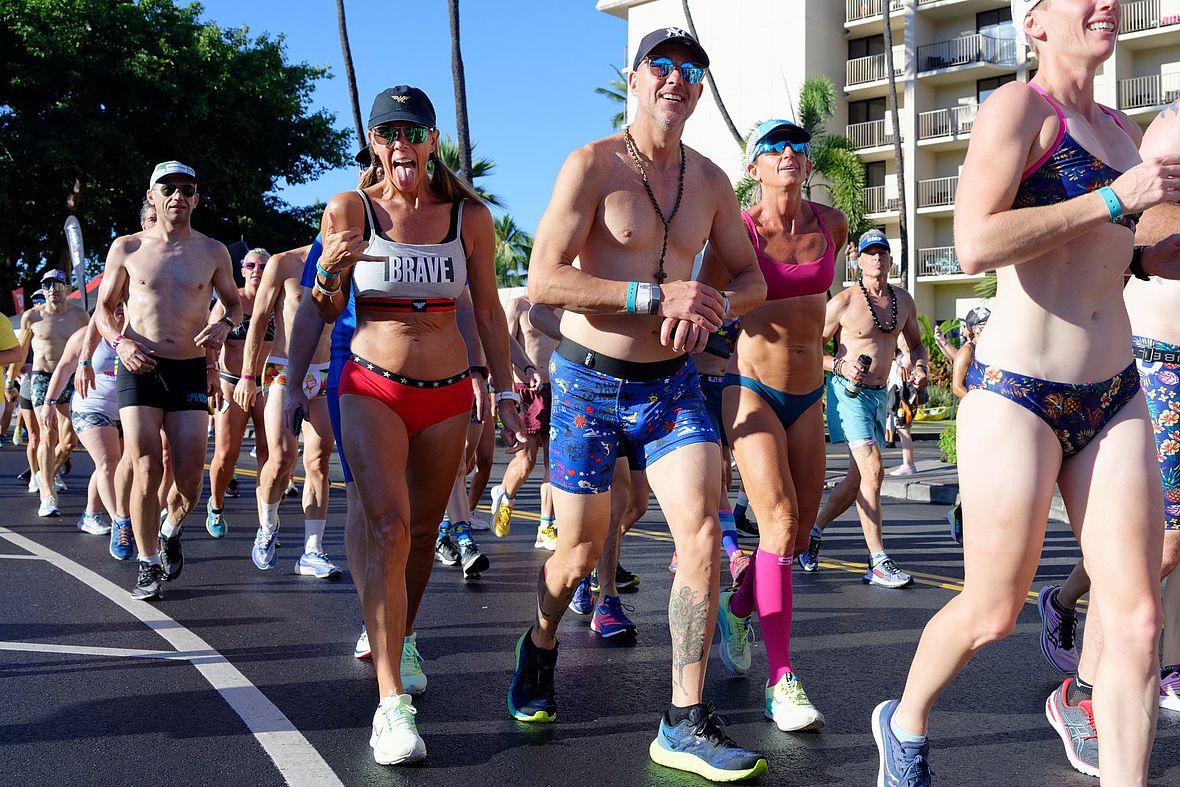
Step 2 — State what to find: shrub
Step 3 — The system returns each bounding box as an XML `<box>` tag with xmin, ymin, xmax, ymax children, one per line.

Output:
<box><xmin>938</xmin><ymin>423</ymin><xmax>957</xmax><ymax>464</ymax></box>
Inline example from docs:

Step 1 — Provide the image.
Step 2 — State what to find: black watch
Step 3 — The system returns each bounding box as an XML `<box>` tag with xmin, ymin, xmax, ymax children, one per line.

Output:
<box><xmin>221</xmin><ymin>315</ymin><xmax>237</xmax><ymax>330</ymax></box>
<box><xmin>1129</xmin><ymin>245</ymin><xmax>1151</xmax><ymax>281</ymax></box>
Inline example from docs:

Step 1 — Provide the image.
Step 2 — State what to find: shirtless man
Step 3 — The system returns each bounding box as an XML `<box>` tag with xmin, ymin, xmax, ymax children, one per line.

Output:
<box><xmin>509</xmin><ymin>28</ymin><xmax>769</xmax><ymax>781</ymax></box>
<box><xmin>96</xmin><ymin>161</ymin><xmax>241</xmax><ymax>600</ymax></box>
<box><xmin>488</xmin><ymin>293</ymin><xmax>560</xmax><ymax>548</ymax></box>
<box><xmin>233</xmin><ymin>245</ymin><xmax>340</xmax><ymax>579</ymax></box>
<box><xmin>798</xmin><ymin>229</ymin><xmax>928</xmax><ymax>588</ymax></box>
<box><xmin>19</xmin><ymin>269</ymin><xmax>88</xmax><ymax>517</ymax></box>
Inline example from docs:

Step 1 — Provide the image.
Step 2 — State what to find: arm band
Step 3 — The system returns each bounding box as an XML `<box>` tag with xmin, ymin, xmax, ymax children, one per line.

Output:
<box><xmin>316</xmin><ymin>263</ymin><xmax>340</xmax><ymax>280</ymax></box>
<box><xmin>241</xmin><ymin>374</ymin><xmax>256</xmax><ymax>381</ymax></box>
<box><xmin>1097</xmin><ymin>186</ymin><xmax>1124</xmax><ymax>223</ymax></box>
<box><xmin>469</xmin><ymin>365</ymin><xmax>489</xmax><ymax>378</ymax></box>
<box><xmin>625</xmin><ymin>281</ymin><xmax>639</xmax><ymax>314</ymax></box>
<box><xmin>78</xmin><ymin>359</ymin><xmax>92</xmax><ymax>367</ymax></box>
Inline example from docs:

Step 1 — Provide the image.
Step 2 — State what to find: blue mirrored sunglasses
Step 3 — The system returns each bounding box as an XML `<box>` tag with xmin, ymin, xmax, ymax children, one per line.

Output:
<box><xmin>754</xmin><ymin>139</ymin><xmax>810</xmax><ymax>160</ymax></box>
<box><xmin>644</xmin><ymin>57</ymin><xmax>705</xmax><ymax>85</ymax></box>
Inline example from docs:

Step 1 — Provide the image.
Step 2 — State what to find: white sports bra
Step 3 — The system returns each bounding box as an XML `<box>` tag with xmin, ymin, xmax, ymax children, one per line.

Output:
<box><xmin>350</xmin><ymin>189</ymin><xmax>467</xmax><ymax>312</ymax></box>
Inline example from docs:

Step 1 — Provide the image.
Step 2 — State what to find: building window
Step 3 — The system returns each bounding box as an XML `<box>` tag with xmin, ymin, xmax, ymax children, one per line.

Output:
<box><xmin>865</xmin><ymin>161</ymin><xmax>886</xmax><ymax>189</ymax></box>
<box><xmin>977</xmin><ymin>7</ymin><xmax>1013</xmax><ymax>34</ymax></box>
<box><xmin>849</xmin><ymin>98</ymin><xmax>887</xmax><ymax>125</ymax></box>
<box><xmin>977</xmin><ymin>74</ymin><xmax>1016</xmax><ymax>103</ymax></box>
<box><xmin>849</xmin><ymin>35</ymin><xmax>884</xmax><ymax>60</ymax></box>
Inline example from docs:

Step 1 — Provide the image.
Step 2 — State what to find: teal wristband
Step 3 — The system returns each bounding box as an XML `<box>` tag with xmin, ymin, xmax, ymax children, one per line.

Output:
<box><xmin>625</xmin><ymin>281</ymin><xmax>639</xmax><ymax>314</ymax></box>
<box><xmin>1097</xmin><ymin>186</ymin><xmax>1123</xmax><ymax>223</ymax></box>
<box><xmin>316</xmin><ymin>263</ymin><xmax>340</xmax><ymax>280</ymax></box>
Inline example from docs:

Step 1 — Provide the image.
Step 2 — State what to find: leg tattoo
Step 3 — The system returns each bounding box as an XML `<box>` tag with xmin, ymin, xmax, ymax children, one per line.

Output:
<box><xmin>535</xmin><ymin>564</ymin><xmax>577</xmax><ymax>633</ymax></box>
<box><xmin>669</xmin><ymin>586</ymin><xmax>709</xmax><ymax>693</ymax></box>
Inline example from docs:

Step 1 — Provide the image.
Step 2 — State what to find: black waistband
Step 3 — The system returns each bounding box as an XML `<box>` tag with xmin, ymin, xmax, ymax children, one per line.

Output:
<box><xmin>348</xmin><ymin>354</ymin><xmax>470</xmax><ymax>388</ymax></box>
<box><xmin>1134</xmin><ymin>344</ymin><xmax>1180</xmax><ymax>365</ymax></box>
<box><xmin>556</xmin><ymin>337</ymin><xmax>686</xmax><ymax>382</ymax></box>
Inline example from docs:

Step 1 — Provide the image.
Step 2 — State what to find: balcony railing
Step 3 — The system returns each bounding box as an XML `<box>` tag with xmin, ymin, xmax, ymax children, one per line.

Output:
<box><xmin>847</xmin><ymin>46</ymin><xmax>906</xmax><ymax>86</ymax></box>
<box><xmin>863</xmin><ymin>185</ymin><xmax>900</xmax><ymax>215</ymax></box>
<box><xmin>916</xmin><ymin>34</ymin><xmax>1015</xmax><ymax>73</ymax></box>
<box><xmin>847</xmin><ymin>119</ymin><xmax>898</xmax><ymax>148</ymax></box>
<box><xmin>918</xmin><ymin>247</ymin><xmax>964</xmax><ymax>277</ymax></box>
<box><xmin>918</xmin><ymin>176</ymin><xmax>958</xmax><ymax>208</ymax></box>
<box><xmin>846</xmin><ymin>0</ymin><xmax>903</xmax><ymax>24</ymax></box>
<box><xmin>1119</xmin><ymin>73</ymin><xmax>1180</xmax><ymax>110</ymax></box>
<box><xmin>916</xmin><ymin>104</ymin><xmax>978</xmax><ymax>140</ymax></box>
<box><xmin>1122</xmin><ymin>0</ymin><xmax>1180</xmax><ymax>34</ymax></box>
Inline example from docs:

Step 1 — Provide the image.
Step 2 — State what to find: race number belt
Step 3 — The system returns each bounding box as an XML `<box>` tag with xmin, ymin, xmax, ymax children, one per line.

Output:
<box><xmin>1133</xmin><ymin>345</ymin><xmax>1180</xmax><ymax>365</ymax></box>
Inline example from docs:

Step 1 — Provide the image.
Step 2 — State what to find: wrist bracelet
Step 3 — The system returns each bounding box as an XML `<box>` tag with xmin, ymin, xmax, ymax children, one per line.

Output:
<box><xmin>723</xmin><ymin>294</ymin><xmax>731</xmax><ymax>319</ymax></box>
<box><xmin>625</xmin><ymin>281</ymin><xmax>639</xmax><ymax>314</ymax></box>
<box><xmin>241</xmin><ymin>374</ymin><xmax>256</xmax><ymax>381</ymax></box>
<box><xmin>78</xmin><ymin>359</ymin><xmax>93</xmax><ymax>367</ymax></box>
<box><xmin>1097</xmin><ymin>186</ymin><xmax>1124</xmax><ymax>223</ymax></box>
<box><xmin>113</xmin><ymin>334</ymin><xmax>125</xmax><ymax>348</ymax></box>
<box><xmin>316</xmin><ymin>263</ymin><xmax>340</xmax><ymax>280</ymax></box>
<box><xmin>314</xmin><ymin>279</ymin><xmax>341</xmax><ymax>297</ymax></box>
<box><xmin>495</xmin><ymin>390</ymin><xmax>522</xmax><ymax>404</ymax></box>
<box><xmin>469</xmin><ymin>365</ymin><xmax>488</xmax><ymax>378</ymax></box>
<box><xmin>1130</xmin><ymin>245</ymin><xmax>1151</xmax><ymax>281</ymax></box>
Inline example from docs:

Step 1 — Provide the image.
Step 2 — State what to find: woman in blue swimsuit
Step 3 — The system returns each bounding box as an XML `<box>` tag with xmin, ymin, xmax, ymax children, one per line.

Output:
<box><xmin>871</xmin><ymin>2</ymin><xmax>1180</xmax><ymax>784</ymax></box>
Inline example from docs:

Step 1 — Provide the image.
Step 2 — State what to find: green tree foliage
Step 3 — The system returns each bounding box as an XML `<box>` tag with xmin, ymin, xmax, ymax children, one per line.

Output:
<box><xmin>973</xmin><ymin>270</ymin><xmax>997</xmax><ymax>299</ymax></box>
<box><xmin>0</xmin><ymin>0</ymin><xmax>350</xmax><ymax>298</ymax></box>
<box><xmin>734</xmin><ymin>77</ymin><xmax>869</xmax><ymax>237</ymax></box>
<box><xmin>435</xmin><ymin>135</ymin><xmax>504</xmax><ymax>208</ymax></box>
<box><xmin>594</xmin><ymin>66</ymin><xmax>627</xmax><ymax>130</ymax></box>
<box><xmin>494</xmin><ymin>213</ymin><xmax>533</xmax><ymax>287</ymax></box>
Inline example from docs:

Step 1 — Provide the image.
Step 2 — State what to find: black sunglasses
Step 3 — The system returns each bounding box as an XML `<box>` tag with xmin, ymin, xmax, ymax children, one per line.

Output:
<box><xmin>156</xmin><ymin>183</ymin><xmax>197</xmax><ymax>197</ymax></box>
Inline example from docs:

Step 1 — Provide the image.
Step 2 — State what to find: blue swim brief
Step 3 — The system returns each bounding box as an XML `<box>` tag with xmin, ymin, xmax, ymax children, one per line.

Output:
<box><xmin>825</xmin><ymin>374</ymin><xmax>887</xmax><ymax>448</ymax></box>
<box><xmin>698</xmin><ymin>374</ymin><xmax>727</xmax><ymax>447</ymax></box>
<box><xmin>548</xmin><ymin>347</ymin><xmax>717</xmax><ymax>494</ymax></box>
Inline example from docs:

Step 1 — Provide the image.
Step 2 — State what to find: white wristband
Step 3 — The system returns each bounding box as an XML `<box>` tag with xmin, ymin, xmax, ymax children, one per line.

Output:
<box><xmin>495</xmin><ymin>391</ymin><xmax>521</xmax><ymax>404</ymax></box>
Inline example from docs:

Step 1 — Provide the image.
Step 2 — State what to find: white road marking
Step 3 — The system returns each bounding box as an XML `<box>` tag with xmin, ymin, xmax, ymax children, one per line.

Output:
<box><xmin>0</xmin><ymin>526</ymin><xmax>343</xmax><ymax>787</ymax></box>
<box><xmin>0</xmin><ymin>640</ymin><xmax>178</xmax><ymax>659</ymax></box>
<box><xmin>0</xmin><ymin>553</ymin><xmax>47</xmax><ymax>560</ymax></box>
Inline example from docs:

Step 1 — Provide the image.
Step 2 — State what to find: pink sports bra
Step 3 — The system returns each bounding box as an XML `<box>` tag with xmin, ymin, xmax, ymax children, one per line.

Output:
<box><xmin>742</xmin><ymin>201</ymin><xmax>836</xmax><ymax>302</ymax></box>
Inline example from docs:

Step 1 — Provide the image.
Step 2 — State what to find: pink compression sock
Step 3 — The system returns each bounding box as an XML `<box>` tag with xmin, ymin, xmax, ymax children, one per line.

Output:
<box><xmin>754</xmin><ymin>548</ymin><xmax>795</xmax><ymax>683</ymax></box>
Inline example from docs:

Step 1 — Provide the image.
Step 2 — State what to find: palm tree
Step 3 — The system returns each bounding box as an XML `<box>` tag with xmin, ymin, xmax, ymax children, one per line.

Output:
<box><xmin>595</xmin><ymin>66</ymin><xmax>627</xmax><ymax>129</ymax></box>
<box><xmin>494</xmin><ymin>214</ymin><xmax>534</xmax><ymax>287</ymax></box>
<box><xmin>680</xmin><ymin>0</ymin><xmax>742</xmax><ymax>146</ymax></box>
<box><xmin>881</xmin><ymin>15</ymin><xmax>908</xmax><ymax>282</ymax></box>
<box><xmin>448</xmin><ymin>0</ymin><xmax>473</xmax><ymax>183</ymax></box>
<box><xmin>435</xmin><ymin>135</ymin><xmax>505</xmax><ymax>208</ymax></box>
<box><xmin>973</xmin><ymin>271</ymin><xmax>997</xmax><ymax>299</ymax></box>
<box><xmin>735</xmin><ymin>77</ymin><xmax>869</xmax><ymax>237</ymax></box>
<box><xmin>335</xmin><ymin>0</ymin><xmax>364</xmax><ymax>150</ymax></box>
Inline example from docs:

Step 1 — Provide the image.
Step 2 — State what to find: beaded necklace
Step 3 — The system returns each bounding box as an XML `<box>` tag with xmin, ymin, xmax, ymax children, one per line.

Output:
<box><xmin>857</xmin><ymin>277</ymin><xmax>898</xmax><ymax>334</ymax></box>
<box><xmin>623</xmin><ymin>126</ymin><xmax>685</xmax><ymax>285</ymax></box>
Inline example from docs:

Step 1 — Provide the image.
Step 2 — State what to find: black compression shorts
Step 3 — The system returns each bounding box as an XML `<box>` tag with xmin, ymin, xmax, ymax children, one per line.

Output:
<box><xmin>117</xmin><ymin>355</ymin><xmax>209</xmax><ymax>412</ymax></box>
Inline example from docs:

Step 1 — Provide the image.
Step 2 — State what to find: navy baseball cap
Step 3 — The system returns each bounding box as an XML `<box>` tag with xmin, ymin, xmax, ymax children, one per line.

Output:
<box><xmin>632</xmin><ymin>26</ymin><xmax>710</xmax><ymax>71</ymax></box>
<box><xmin>964</xmin><ymin>306</ymin><xmax>991</xmax><ymax>329</ymax></box>
<box><xmin>368</xmin><ymin>86</ymin><xmax>436</xmax><ymax>130</ymax></box>
<box><xmin>354</xmin><ymin>146</ymin><xmax>372</xmax><ymax>167</ymax></box>
<box><xmin>858</xmin><ymin>229</ymin><xmax>891</xmax><ymax>254</ymax></box>
<box><xmin>745</xmin><ymin>119</ymin><xmax>812</xmax><ymax>166</ymax></box>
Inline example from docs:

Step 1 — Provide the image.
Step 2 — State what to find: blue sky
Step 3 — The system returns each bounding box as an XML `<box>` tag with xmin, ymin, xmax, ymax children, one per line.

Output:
<box><xmin>188</xmin><ymin>0</ymin><xmax>627</xmax><ymax>235</ymax></box>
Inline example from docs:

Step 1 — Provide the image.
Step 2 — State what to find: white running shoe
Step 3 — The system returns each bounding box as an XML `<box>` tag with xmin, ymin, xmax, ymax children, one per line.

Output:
<box><xmin>888</xmin><ymin>464</ymin><xmax>917</xmax><ymax>477</ymax></box>
<box><xmin>370</xmin><ymin>694</ymin><xmax>426</xmax><ymax>765</ymax></box>
<box><xmin>354</xmin><ymin>626</ymin><xmax>372</xmax><ymax>660</ymax></box>
<box><xmin>54</xmin><ymin>472</ymin><xmax>68</xmax><ymax>492</ymax></box>
<box><xmin>401</xmin><ymin>633</ymin><xmax>427</xmax><ymax>696</ymax></box>
<box><xmin>77</xmin><ymin>512</ymin><xmax>111</xmax><ymax>535</ymax></box>
<box><xmin>27</xmin><ymin>475</ymin><xmax>39</xmax><ymax>494</ymax></box>
<box><xmin>38</xmin><ymin>497</ymin><xmax>60</xmax><ymax>518</ymax></box>
<box><xmin>765</xmin><ymin>673</ymin><xmax>825</xmax><ymax>732</ymax></box>
<box><xmin>469</xmin><ymin>512</ymin><xmax>491</xmax><ymax>531</ymax></box>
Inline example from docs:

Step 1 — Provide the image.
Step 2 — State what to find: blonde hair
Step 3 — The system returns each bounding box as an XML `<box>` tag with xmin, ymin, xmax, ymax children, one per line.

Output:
<box><xmin>428</xmin><ymin>152</ymin><xmax>483</xmax><ymax>204</ymax></box>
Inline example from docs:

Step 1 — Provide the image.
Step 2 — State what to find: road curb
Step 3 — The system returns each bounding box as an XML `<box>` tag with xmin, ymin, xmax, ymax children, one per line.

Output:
<box><xmin>880</xmin><ymin>470</ymin><xmax>1069</xmax><ymax>522</ymax></box>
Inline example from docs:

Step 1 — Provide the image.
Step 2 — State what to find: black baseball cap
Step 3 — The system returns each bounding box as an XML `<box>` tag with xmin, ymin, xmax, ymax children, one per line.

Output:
<box><xmin>354</xmin><ymin>147</ymin><xmax>371</xmax><ymax>167</ymax></box>
<box><xmin>964</xmin><ymin>306</ymin><xmax>991</xmax><ymax>329</ymax></box>
<box><xmin>368</xmin><ymin>86</ymin><xmax>436</xmax><ymax>130</ymax></box>
<box><xmin>631</xmin><ymin>26</ymin><xmax>710</xmax><ymax>71</ymax></box>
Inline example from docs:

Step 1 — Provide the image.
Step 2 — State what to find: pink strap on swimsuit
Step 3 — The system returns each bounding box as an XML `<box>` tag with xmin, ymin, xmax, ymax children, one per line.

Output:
<box><xmin>742</xmin><ymin>201</ymin><xmax>836</xmax><ymax>301</ymax></box>
<box><xmin>1020</xmin><ymin>82</ymin><xmax>1127</xmax><ymax>181</ymax></box>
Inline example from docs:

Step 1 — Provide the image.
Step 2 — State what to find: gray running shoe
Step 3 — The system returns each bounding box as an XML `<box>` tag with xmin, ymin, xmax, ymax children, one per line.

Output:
<box><xmin>864</xmin><ymin>556</ymin><xmax>913</xmax><ymax>589</ymax></box>
<box><xmin>434</xmin><ymin>534</ymin><xmax>460</xmax><ymax>567</ymax></box>
<box><xmin>1045</xmin><ymin>679</ymin><xmax>1099</xmax><ymax>777</ymax></box>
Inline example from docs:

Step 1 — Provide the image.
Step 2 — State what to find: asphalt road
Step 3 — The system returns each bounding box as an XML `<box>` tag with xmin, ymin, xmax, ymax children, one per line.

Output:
<box><xmin>1</xmin><ymin>434</ymin><xmax>1178</xmax><ymax>786</ymax></box>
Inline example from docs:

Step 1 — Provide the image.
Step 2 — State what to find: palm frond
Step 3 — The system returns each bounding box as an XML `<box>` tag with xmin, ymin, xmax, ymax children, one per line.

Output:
<box><xmin>973</xmin><ymin>271</ymin><xmax>997</xmax><ymax>299</ymax></box>
<box><xmin>798</xmin><ymin>76</ymin><xmax>837</xmax><ymax>140</ymax></box>
<box><xmin>812</xmin><ymin>147</ymin><xmax>869</xmax><ymax>236</ymax></box>
<box><xmin>436</xmin><ymin>135</ymin><xmax>505</xmax><ymax>207</ymax></box>
<box><xmin>595</xmin><ymin>66</ymin><xmax>629</xmax><ymax>130</ymax></box>
<box><xmin>735</xmin><ymin>175</ymin><xmax>758</xmax><ymax>210</ymax></box>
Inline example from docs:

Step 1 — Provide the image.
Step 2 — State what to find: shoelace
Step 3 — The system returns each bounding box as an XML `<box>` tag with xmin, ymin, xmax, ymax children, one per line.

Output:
<box><xmin>895</xmin><ymin>745</ymin><xmax>933</xmax><ymax>787</ymax></box>
<box><xmin>381</xmin><ymin>699</ymin><xmax>418</xmax><ymax>732</ymax></box>
<box><xmin>598</xmin><ymin>596</ymin><xmax>635</xmax><ymax>621</ymax></box>
<box><xmin>309</xmin><ymin>551</ymin><xmax>332</xmax><ymax>563</ymax></box>
<box><xmin>773</xmin><ymin>676</ymin><xmax>810</xmax><ymax>706</ymax></box>
<box><xmin>687</xmin><ymin>704</ymin><xmax>736</xmax><ymax>746</ymax></box>
<box><xmin>1078</xmin><ymin>700</ymin><xmax>1098</xmax><ymax>741</ymax></box>
<box><xmin>1056</xmin><ymin>608</ymin><xmax>1078</xmax><ymax>651</ymax></box>
<box><xmin>401</xmin><ymin>641</ymin><xmax>425</xmax><ymax>673</ymax></box>
<box><xmin>255</xmin><ymin>528</ymin><xmax>277</xmax><ymax>548</ymax></box>
<box><xmin>118</xmin><ymin>524</ymin><xmax>130</xmax><ymax>547</ymax></box>
<box><xmin>876</xmin><ymin>557</ymin><xmax>904</xmax><ymax>576</ymax></box>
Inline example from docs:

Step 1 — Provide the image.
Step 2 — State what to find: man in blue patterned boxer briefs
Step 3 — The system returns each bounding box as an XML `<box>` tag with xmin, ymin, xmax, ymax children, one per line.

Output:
<box><xmin>506</xmin><ymin>27</ymin><xmax>774</xmax><ymax>783</ymax></box>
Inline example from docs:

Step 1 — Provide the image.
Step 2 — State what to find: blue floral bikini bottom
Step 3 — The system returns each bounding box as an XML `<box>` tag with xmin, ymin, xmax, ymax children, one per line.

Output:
<box><xmin>965</xmin><ymin>359</ymin><xmax>1140</xmax><ymax>457</ymax></box>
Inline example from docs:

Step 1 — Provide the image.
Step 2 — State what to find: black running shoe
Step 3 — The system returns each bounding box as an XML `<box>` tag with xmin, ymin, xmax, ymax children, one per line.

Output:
<box><xmin>62</xmin><ymin>457</ymin><xmax>72</xmax><ymax>476</ymax></box>
<box><xmin>733</xmin><ymin>509</ymin><xmax>759</xmax><ymax>537</ymax></box>
<box><xmin>159</xmin><ymin>530</ymin><xmax>183</xmax><ymax>581</ymax></box>
<box><xmin>434</xmin><ymin>534</ymin><xmax>460</xmax><ymax>566</ymax></box>
<box><xmin>460</xmin><ymin>541</ymin><xmax>489</xmax><ymax>578</ymax></box>
<box><xmin>226</xmin><ymin>476</ymin><xmax>240</xmax><ymax>498</ymax></box>
<box><xmin>284</xmin><ymin>479</ymin><xmax>299</xmax><ymax>498</ymax></box>
<box><xmin>17</xmin><ymin>468</ymin><xmax>31</xmax><ymax>482</ymax></box>
<box><xmin>507</xmin><ymin>630</ymin><xmax>557</xmax><ymax>722</ymax></box>
<box><xmin>616</xmin><ymin>563</ymin><xmax>641</xmax><ymax>591</ymax></box>
<box><xmin>131</xmin><ymin>562</ymin><xmax>165</xmax><ymax>601</ymax></box>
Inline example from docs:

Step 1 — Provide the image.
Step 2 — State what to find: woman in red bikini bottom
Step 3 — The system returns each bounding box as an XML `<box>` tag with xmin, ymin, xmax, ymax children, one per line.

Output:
<box><xmin>312</xmin><ymin>85</ymin><xmax>525</xmax><ymax>766</ymax></box>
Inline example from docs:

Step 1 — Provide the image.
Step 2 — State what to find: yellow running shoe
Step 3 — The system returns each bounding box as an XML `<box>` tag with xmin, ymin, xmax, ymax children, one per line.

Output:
<box><xmin>533</xmin><ymin>521</ymin><xmax>557</xmax><ymax>551</ymax></box>
<box><xmin>491</xmin><ymin>484</ymin><xmax>513</xmax><ymax>537</ymax></box>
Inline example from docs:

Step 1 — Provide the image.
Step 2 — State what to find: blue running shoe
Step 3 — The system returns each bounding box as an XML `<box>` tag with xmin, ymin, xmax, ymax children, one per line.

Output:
<box><xmin>206</xmin><ymin>499</ymin><xmax>228</xmax><ymax>539</ymax></box>
<box><xmin>872</xmin><ymin>699</ymin><xmax>932</xmax><ymax>787</ymax></box>
<box><xmin>251</xmin><ymin>526</ymin><xmax>278</xmax><ymax>570</ymax></box>
<box><xmin>507</xmin><ymin>630</ymin><xmax>557</xmax><ymax>722</ymax></box>
<box><xmin>568</xmin><ymin>576</ymin><xmax>593</xmax><ymax>615</ymax></box>
<box><xmin>109</xmin><ymin>518</ymin><xmax>134</xmax><ymax>561</ymax></box>
<box><xmin>798</xmin><ymin>533</ymin><xmax>821</xmax><ymax>572</ymax></box>
<box><xmin>296</xmin><ymin>551</ymin><xmax>342</xmax><ymax>580</ymax></box>
<box><xmin>648</xmin><ymin>704</ymin><xmax>768</xmax><ymax>782</ymax></box>
<box><xmin>591</xmin><ymin>594</ymin><xmax>637</xmax><ymax>638</ymax></box>
<box><xmin>947</xmin><ymin>504</ymin><xmax>962</xmax><ymax>545</ymax></box>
